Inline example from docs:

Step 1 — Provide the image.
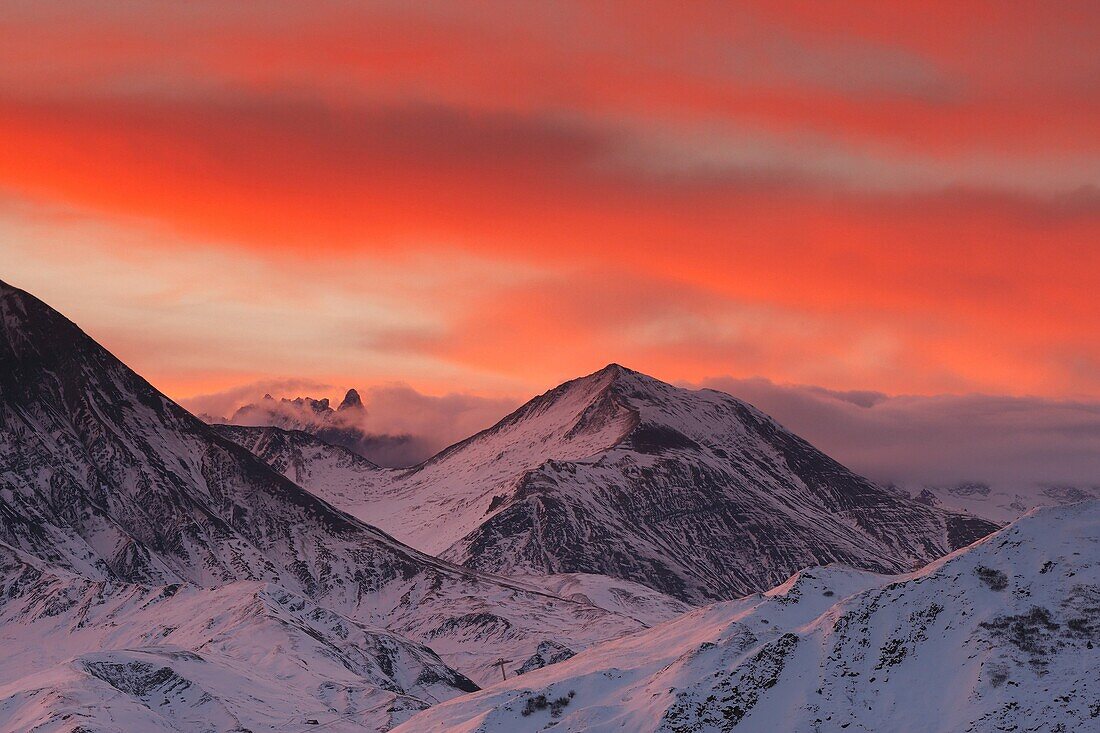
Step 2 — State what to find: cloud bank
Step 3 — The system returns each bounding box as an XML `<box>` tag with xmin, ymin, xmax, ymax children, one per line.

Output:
<box><xmin>697</xmin><ymin>376</ymin><xmax>1100</xmax><ymax>491</ymax></box>
<box><xmin>182</xmin><ymin>380</ymin><xmax>518</xmax><ymax>468</ymax></box>
<box><xmin>184</xmin><ymin>373</ymin><xmax>1100</xmax><ymax>489</ymax></box>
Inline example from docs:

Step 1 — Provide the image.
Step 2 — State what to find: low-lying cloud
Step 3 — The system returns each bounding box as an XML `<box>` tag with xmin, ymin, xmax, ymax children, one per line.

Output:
<box><xmin>182</xmin><ymin>374</ymin><xmax>1100</xmax><ymax>488</ymax></box>
<box><xmin>697</xmin><ymin>376</ymin><xmax>1100</xmax><ymax>491</ymax></box>
<box><xmin>181</xmin><ymin>380</ymin><xmax>518</xmax><ymax>468</ymax></box>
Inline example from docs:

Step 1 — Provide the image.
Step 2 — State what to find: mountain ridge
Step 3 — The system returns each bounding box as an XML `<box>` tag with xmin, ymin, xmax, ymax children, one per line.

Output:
<box><xmin>0</xmin><ymin>278</ymin><xmax>647</xmax><ymax>690</ymax></box>
<box><xmin>218</xmin><ymin>358</ymin><xmax>998</xmax><ymax>604</ymax></box>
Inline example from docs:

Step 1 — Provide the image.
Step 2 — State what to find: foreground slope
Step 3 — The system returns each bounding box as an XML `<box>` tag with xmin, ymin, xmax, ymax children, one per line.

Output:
<box><xmin>0</xmin><ymin>280</ymin><xmax>643</xmax><ymax>686</ymax></box>
<box><xmin>398</xmin><ymin>500</ymin><xmax>1100</xmax><ymax>733</ymax></box>
<box><xmin>226</xmin><ymin>364</ymin><xmax>996</xmax><ymax>604</ymax></box>
<box><xmin>0</xmin><ymin>542</ymin><xmax>476</xmax><ymax>732</ymax></box>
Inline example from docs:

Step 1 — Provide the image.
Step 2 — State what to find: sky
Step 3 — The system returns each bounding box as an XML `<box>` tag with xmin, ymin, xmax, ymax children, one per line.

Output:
<box><xmin>2</xmin><ymin>3</ymin><xmax>1099</xmax><ymax>482</ymax></box>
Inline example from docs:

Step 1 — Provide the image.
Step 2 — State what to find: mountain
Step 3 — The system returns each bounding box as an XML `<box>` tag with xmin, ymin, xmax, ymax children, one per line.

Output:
<box><xmin>223</xmin><ymin>364</ymin><xmax>997</xmax><ymax>604</ymax></box>
<box><xmin>210</xmin><ymin>423</ymin><xmax>395</xmax><ymax>509</ymax></box>
<box><xmin>396</xmin><ymin>500</ymin><xmax>1100</xmax><ymax>733</ymax></box>
<box><xmin>0</xmin><ymin>541</ymin><xmax>476</xmax><ymax>732</ymax></box>
<box><xmin>226</xmin><ymin>389</ymin><xmax>417</xmax><ymax>465</ymax></box>
<box><xmin>0</xmin><ymin>279</ymin><xmax>645</xmax><ymax>689</ymax></box>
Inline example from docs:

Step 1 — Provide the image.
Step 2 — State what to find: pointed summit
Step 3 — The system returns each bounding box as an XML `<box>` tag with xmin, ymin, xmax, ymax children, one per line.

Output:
<box><xmin>595</xmin><ymin>362</ymin><xmax>630</xmax><ymax>376</ymax></box>
<box><xmin>344</xmin><ymin>364</ymin><xmax>998</xmax><ymax>603</ymax></box>
<box><xmin>338</xmin><ymin>388</ymin><xmax>363</xmax><ymax>411</ymax></box>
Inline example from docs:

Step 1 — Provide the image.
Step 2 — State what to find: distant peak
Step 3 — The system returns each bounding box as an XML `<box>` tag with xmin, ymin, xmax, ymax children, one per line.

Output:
<box><xmin>585</xmin><ymin>363</ymin><xmax>669</xmax><ymax>392</ymax></box>
<box><xmin>339</xmin><ymin>388</ymin><xmax>363</xmax><ymax>411</ymax></box>
<box><xmin>525</xmin><ymin>363</ymin><xmax>675</xmax><ymax>420</ymax></box>
<box><xmin>577</xmin><ymin>363</ymin><xmax>644</xmax><ymax>386</ymax></box>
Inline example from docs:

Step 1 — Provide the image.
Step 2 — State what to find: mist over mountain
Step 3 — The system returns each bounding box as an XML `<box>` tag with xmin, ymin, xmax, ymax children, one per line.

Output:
<box><xmin>191</xmin><ymin>384</ymin><xmax>518</xmax><ymax>467</ymax></box>
<box><xmin>199</xmin><ymin>372</ymin><xmax>1100</xmax><ymax>520</ymax></box>
<box><xmin>700</xmin><ymin>376</ymin><xmax>1100</xmax><ymax>495</ymax></box>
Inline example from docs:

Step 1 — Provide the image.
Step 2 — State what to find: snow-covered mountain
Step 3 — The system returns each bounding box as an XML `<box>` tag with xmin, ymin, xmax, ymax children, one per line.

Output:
<box><xmin>0</xmin><ymin>280</ymin><xmax>645</xmax><ymax>691</ymax></box>
<box><xmin>396</xmin><ymin>499</ymin><xmax>1100</xmax><ymax>733</ymax></box>
<box><xmin>203</xmin><ymin>426</ymin><xmax>695</xmax><ymax>628</ymax></box>
<box><xmin>0</xmin><ymin>541</ymin><xmax>476</xmax><ymax>732</ymax></box>
<box><xmin>2</xmin><ymin>277</ymin><xmax>1061</xmax><ymax>732</ymax></box>
<box><xmin>223</xmin><ymin>364</ymin><xmax>997</xmax><ymax>604</ymax></box>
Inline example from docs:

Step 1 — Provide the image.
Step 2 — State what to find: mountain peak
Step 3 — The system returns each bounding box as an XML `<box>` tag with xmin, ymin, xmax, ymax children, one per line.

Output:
<box><xmin>596</xmin><ymin>362</ymin><xmax>630</xmax><ymax>375</ymax></box>
<box><xmin>586</xmin><ymin>362</ymin><xmax>645</xmax><ymax>383</ymax></box>
<box><xmin>338</xmin><ymin>388</ymin><xmax>363</xmax><ymax>411</ymax></box>
<box><xmin>560</xmin><ymin>363</ymin><xmax>661</xmax><ymax>402</ymax></box>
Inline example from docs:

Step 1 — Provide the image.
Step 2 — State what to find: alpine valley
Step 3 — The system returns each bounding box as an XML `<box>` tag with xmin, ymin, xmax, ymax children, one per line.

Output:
<box><xmin>1</xmin><ymin>278</ymin><xmax>1093</xmax><ymax>733</ymax></box>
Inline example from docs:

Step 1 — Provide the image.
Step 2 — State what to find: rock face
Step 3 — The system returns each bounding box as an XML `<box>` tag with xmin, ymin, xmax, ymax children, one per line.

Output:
<box><xmin>339</xmin><ymin>387</ymin><xmax>364</xmax><ymax>410</ymax></box>
<box><xmin>396</xmin><ymin>500</ymin><xmax>1100</xmax><ymax>733</ymax></box>
<box><xmin>515</xmin><ymin>640</ymin><xmax>576</xmax><ymax>676</ymax></box>
<box><xmin>224</xmin><ymin>363</ymin><xmax>997</xmax><ymax>604</ymax></box>
<box><xmin>0</xmin><ymin>279</ymin><xmax>644</xmax><ymax>692</ymax></box>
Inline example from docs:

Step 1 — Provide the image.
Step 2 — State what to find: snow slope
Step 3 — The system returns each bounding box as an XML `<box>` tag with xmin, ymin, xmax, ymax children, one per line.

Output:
<box><xmin>0</xmin><ymin>280</ymin><xmax>644</xmax><ymax>690</ymax></box>
<box><xmin>0</xmin><ymin>542</ymin><xmax>476</xmax><ymax>732</ymax></box>
<box><xmin>210</xmin><ymin>424</ymin><xmax>395</xmax><ymax>512</ymax></box>
<box><xmin>397</xmin><ymin>500</ymin><xmax>1100</xmax><ymax>733</ymax></box>
<box><xmin>509</xmin><ymin>573</ymin><xmax>692</xmax><ymax>627</ymax></box>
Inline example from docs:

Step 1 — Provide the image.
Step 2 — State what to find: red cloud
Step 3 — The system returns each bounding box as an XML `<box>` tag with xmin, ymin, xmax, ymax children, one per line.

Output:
<box><xmin>1</xmin><ymin>2</ymin><xmax>1098</xmax><ymax>400</ymax></box>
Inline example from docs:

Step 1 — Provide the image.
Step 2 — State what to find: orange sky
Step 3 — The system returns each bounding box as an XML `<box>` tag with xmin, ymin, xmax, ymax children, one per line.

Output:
<box><xmin>1</xmin><ymin>1</ymin><xmax>1098</xmax><ymax>403</ymax></box>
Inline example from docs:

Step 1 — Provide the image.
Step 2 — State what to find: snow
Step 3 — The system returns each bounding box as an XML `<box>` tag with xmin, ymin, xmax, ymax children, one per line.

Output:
<box><xmin>0</xmin><ymin>543</ymin><xmax>474</xmax><ymax>732</ymax></box>
<box><xmin>509</xmin><ymin>573</ymin><xmax>692</xmax><ymax>626</ymax></box>
<box><xmin>396</xmin><ymin>500</ymin><xmax>1100</xmax><ymax>732</ymax></box>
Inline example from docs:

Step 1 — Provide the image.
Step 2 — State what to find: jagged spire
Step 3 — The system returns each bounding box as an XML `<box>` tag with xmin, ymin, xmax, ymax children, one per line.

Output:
<box><xmin>339</xmin><ymin>388</ymin><xmax>363</xmax><ymax>411</ymax></box>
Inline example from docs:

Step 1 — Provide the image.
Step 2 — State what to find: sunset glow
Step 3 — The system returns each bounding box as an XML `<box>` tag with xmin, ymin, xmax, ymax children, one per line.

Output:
<box><xmin>2</xmin><ymin>2</ymin><xmax>1098</xmax><ymax>403</ymax></box>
